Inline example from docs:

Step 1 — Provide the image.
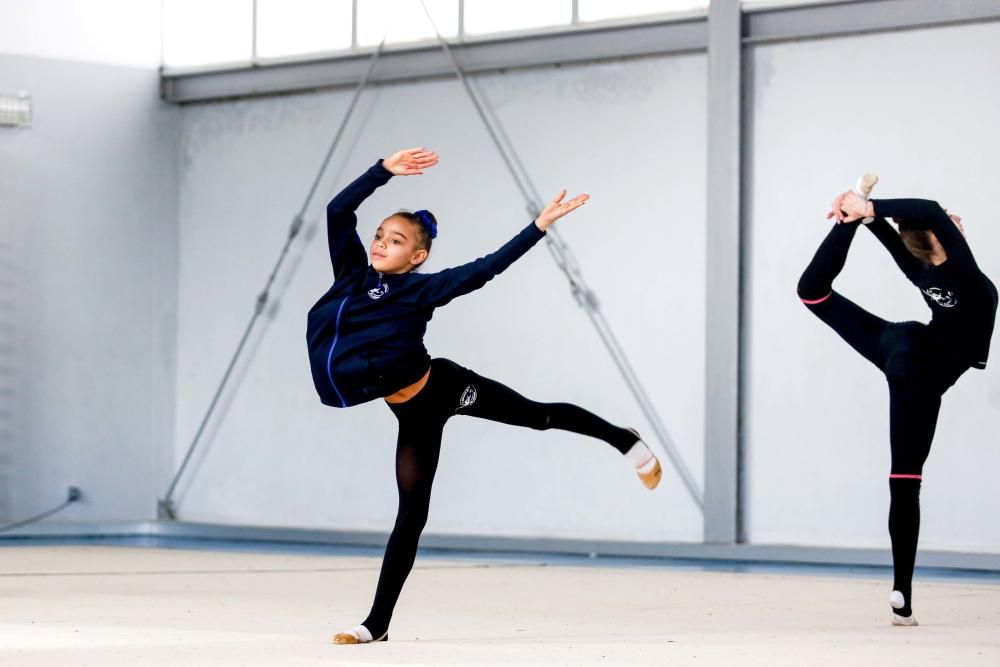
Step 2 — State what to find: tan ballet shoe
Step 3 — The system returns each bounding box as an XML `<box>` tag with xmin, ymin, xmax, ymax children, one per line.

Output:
<box><xmin>627</xmin><ymin>428</ymin><xmax>662</xmax><ymax>490</ymax></box>
<box><xmin>640</xmin><ymin>459</ymin><xmax>663</xmax><ymax>490</ymax></box>
<box><xmin>855</xmin><ymin>173</ymin><xmax>879</xmax><ymax>223</ymax></box>
<box><xmin>889</xmin><ymin>590</ymin><xmax>918</xmax><ymax>626</ymax></box>
<box><xmin>332</xmin><ymin>625</ymin><xmax>388</xmax><ymax>644</ymax></box>
<box><xmin>855</xmin><ymin>173</ymin><xmax>878</xmax><ymax>198</ymax></box>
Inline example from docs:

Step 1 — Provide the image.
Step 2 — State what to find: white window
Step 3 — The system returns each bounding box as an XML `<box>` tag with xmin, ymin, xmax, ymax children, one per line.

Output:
<box><xmin>579</xmin><ymin>0</ymin><xmax>708</xmax><ymax>23</ymax></box>
<box><xmin>162</xmin><ymin>0</ymin><xmax>711</xmax><ymax>68</ymax></box>
<box><xmin>356</xmin><ymin>0</ymin><xmax>458</xmax><ymax>47</ymax></box>
<box><xmin>255</xmin><ymin>0</ymin><xmax>353</xmax><ymax>59</ymax></box>
<box><xmin>163</xmin><ymin>0</ymin><xmax>254</xmax><ymax>68</ymax></box>
<box><xmin>463</xmin><ymin>0</ymin><xmax>572</xmax><ymax>36</ymax></box>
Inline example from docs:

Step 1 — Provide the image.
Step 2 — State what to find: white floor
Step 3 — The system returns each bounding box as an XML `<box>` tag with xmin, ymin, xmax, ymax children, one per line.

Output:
<box><xmin>1</xmin><ymin>544</ymin><xmax>998</xmax><ymax>666</ymax></box>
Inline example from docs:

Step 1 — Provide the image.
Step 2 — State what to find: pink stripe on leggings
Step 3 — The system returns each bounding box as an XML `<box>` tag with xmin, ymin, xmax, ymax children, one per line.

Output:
<box><xmin>889</xmin><ymin>474</ymin><xmax>922</xmax><ymax>480</ymax></box>
<box><xmin>800</xmin><ymin>292</ymin><xmax>832</xmax><ymax>305</ymax></box>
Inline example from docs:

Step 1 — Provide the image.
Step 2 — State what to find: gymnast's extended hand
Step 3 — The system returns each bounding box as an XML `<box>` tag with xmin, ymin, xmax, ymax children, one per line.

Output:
<box><xmin>827</xmin><ymin>190</ymin><xmax>873</xmax><ymax>223</ymax></box>
<box><xmin>534</xmin><ymin>190</ymin><xmax>590</xmax><ymax>232</ymax></box>
<box><xmin>828</xmin><ymin>190</ymin><xmax>965</xmax><ymax>231</ymax></box>
<box><xmin>382</xmin><ymin>147</ymin><xmax>439</xmax><ymax>176</ymax></box>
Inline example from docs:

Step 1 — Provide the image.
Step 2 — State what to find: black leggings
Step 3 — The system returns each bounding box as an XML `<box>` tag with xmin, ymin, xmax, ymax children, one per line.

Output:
<box><xmin>360</xmin><ymin>357</ymin><xmax>638</xmax><ymax>637</ymax></box>
<box><xmin>798</xmin><ymin>222</ymin><xmax>968</xmax><ymax>614</ymax></box>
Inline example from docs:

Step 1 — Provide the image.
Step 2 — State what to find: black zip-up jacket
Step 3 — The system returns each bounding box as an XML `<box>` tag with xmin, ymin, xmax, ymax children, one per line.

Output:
<box><xmin>867</xmin><ymin>198</ymin><xmax>998</xmax><ymax>369</ymax></box>
<box><xmin>306</xmin><ymin>160</ymin><xmax>547</xmax><ymax>407</ymax></box>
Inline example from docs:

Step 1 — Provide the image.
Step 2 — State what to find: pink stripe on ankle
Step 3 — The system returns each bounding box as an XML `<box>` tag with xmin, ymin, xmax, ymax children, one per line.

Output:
<box><xmin>800</xmin><ymin>292</ymin><xmax>832</xmax><ymax>305</ymax></box>
<box><xmin>889</xmin><ymin>474</ymin><xmax>922</xmax><ymax>479</ymax></box>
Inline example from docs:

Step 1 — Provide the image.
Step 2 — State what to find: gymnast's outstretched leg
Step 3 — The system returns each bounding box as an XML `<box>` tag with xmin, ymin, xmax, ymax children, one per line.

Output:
<box><xmin>436</xmin><ymin>358</ymin><xmax>662</xmax><ymax>489</ymax></box>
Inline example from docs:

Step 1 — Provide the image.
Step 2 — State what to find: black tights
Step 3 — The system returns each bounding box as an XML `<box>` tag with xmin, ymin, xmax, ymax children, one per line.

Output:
<box><xmin>360</xmin><ymin>358</ymin><xmax>638</xmax><ymax>637</ymax></box>
<box><xmin>798</xmin><ymin>222</ymin><xmax>967</xmax><ymax>616</ymax></box>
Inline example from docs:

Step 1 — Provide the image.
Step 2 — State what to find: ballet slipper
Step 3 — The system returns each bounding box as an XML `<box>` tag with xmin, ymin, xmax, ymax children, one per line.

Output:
<box><xmin>627</xmin><ymin>428</ymin><xmax>662</xmax><ymax>490</ymax></box>
<box><xmin>332</xmin><ymin>625</ymin><xmax>389</xmax><ymax>644</ymax></box>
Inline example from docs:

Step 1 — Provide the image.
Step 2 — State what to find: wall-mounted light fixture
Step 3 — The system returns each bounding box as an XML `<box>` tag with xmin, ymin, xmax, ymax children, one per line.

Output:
<box><xmin>0</xmin><ymin>92</ymin><xmax>31</xmax><ymax>128</ymax></box>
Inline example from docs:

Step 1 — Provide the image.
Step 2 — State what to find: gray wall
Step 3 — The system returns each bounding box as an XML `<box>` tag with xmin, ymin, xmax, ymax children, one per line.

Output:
<box><xmin>0</xmin><ymin>54</ymin><xmax>179</xmax><ymax>521</ymax></box>
<box><xmin>744</xmin><ymin>22</ymin><xmax>1000</xmax><ymax>552</ymax></box>
<box><xmin>171</xmin><ymin>54</ymin><xmax>709</xmax><ymax>542</ymax></box>
<box><xmin>5</xmin><ymin>13</ymin><xmax>998</xmax><ymax>557</ymax></box>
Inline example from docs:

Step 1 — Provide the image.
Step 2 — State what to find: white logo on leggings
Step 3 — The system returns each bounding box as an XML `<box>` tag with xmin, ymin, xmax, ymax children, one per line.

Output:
<box><xmin>923</xmin><ymin>287</ymin><xmax>957</xmax><ymax>308</ymax></box>
<box><xmin>458</xmin><ymin>385</ymin><xmax>478</xmax><ymax>409</ymax></box>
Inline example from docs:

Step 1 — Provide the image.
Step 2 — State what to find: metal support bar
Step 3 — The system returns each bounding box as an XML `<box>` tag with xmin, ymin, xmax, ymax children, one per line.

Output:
<box><xmin>351</xmin><ymin>0</ymin><xmax>359</xmax><ymax>49</ymax></box>
<box><xmin>251</xmin><ymin>0</ymin><xmax>259</xmax><ymax>63</ymax></box>
<box><xmin>419</xmin><ymin>2</ymin><xmax>704</xmax><ymax>511</ymax></box>
<box><xmin>743</xmin><ymin>0</ymin><xmax>1000</xmax><ymax>45</ymax></box>
<box><xmin>704</xmin><ymin>0</ymin><xmax>741</xmax><ymax>543</ymax></box>
<box><xmin>157</xmin><ymin>40</ymin><xmax>387</xmax><ymax>520</ymax></box>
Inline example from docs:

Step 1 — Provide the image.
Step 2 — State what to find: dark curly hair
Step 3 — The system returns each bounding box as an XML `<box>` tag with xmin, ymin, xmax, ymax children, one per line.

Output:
<box><xmin>392</xmin><ymin>209</ymin><xmax>437</xmax><ymax>252</ymax></box>
<box><xmin>897</xmin><ymin>222</ymin><xmax>937</xmax><ymax>264</ymax></box>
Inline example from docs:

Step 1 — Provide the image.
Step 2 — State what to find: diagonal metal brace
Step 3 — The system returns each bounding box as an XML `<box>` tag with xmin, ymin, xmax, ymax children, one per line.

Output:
<box><xmin>419</xmin><ymin>1</ymin><xmax>704</xmax><ymax>510</ymax></box>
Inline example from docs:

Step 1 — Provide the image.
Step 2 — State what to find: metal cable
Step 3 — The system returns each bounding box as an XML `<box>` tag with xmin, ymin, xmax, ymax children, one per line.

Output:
<box><xmin>158</xmin><ymin>39</ymin><xmax>388</xmax><ymax>520</ymax></box>
<box><xmin>0</xmin><ymin>487</ymin><xmax>81</xmax><ymax>534</ymax></box>
<box><xmin>419</xmin><ymin>0</ymin><xmax>703</xmax><ymax>510</ymax></box>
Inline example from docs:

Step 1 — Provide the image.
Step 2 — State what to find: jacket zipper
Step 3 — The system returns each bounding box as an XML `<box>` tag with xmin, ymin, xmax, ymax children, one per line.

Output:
<box><xmin>325</xmin><ymin>296</ymin><xmax>351</xmax><ymax>408</ymax></box>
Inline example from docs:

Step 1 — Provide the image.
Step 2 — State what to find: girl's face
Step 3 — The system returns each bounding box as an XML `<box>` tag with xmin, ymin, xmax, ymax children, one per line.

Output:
<box><xmin>370</xmin><ymin>215</ymin><xmax>428</xmax><ymax>274</ymax></box>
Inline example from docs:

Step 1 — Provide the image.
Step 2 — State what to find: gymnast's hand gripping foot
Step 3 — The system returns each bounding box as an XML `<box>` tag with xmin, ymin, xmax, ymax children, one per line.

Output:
<box><xmin>305</xmin><ymin>148</ymin><xmax>659</xmax><ymax>645</ymax></box>
<box><xmin>799</xmin><ymin>174</ymin><xmax>997</xmax><ymax>627</ymax></box>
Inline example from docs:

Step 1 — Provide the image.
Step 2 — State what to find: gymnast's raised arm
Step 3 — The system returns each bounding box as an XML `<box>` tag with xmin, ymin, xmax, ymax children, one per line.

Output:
<box><xmin>326</xmin><ymin>148</ymin><xmax>438</xmax><ymax>280</ymax></box>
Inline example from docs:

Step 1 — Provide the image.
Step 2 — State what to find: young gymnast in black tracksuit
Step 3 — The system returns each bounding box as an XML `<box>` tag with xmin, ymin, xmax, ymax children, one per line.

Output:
<box><xmin>305</xmin><ymin>148</ymin><xmax>663</xmax><ymax>645</ymax></box>
<box><xmin>798</xmin><ymin>188</ymin><xmax>997</xmax><ymax>625</ymax></box>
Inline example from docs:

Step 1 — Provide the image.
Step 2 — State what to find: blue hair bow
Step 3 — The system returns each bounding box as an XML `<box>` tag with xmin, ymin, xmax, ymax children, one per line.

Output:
<box><xmin>415</xmin><ymin>209</ymin><xmax>438</xmax><ymax>239</ymax></box>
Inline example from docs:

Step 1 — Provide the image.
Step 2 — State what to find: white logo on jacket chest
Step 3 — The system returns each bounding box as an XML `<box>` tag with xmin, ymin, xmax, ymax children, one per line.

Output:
<box><xmin>923</xmin><ymin>287</ymin><xmax>957</xmax><ymax>308</ymax></box>
<box><xmin>458</xmin><ymin>385</ymin><xmax>478</xmax><ymax>409</ymax></box>
<box><xmin>368</xmin><ymin>283</ymin><xmax>389</xmax><ymax>300</ymax></box>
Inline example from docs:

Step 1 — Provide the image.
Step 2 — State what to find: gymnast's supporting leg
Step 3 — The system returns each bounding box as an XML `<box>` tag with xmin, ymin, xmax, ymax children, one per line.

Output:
<box><xmin>885</xmin><ymin>374</ymin><xmax>942</xmax><ymax>626</ymax></box>
<box><xmin>333</xmin><ymin>405</ymin><xmax>445</xmax><ymax>644</ymax></box>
